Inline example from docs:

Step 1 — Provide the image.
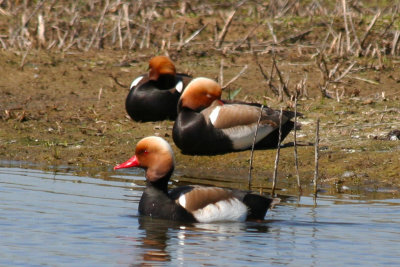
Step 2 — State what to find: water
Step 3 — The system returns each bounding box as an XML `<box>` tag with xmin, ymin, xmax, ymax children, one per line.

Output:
<box><xmin>1</xmin><ymin>165</ymin><xmax>400</xmax><ymax>266</ymax></box>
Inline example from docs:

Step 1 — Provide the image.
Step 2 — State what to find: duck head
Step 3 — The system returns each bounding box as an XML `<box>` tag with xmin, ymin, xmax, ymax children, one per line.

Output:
<box><xmin>114</xmin><ymin>136</ymin><xmax>175</xmax><ymax>183</ymax></box>
<box><xmin>148</xmin><ymin>56</ymin><xmax>176</xmax><ymax>81</ymax></box>
<box><xmin>178</xmin><ymin>77</ymin><xmax>222</xmax><ymax>112</ymax></box>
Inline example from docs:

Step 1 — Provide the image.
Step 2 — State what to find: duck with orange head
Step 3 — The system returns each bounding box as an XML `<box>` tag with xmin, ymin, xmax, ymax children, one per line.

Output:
<box><xmin>172</xmin><ymin>77</ymin><xmax>299</xmax><ymax>154</ymax></box>
<box><xmin>114</xmin><ymin>136</ymin><xmax>276</xmax><ymax>223</ymax></box>
<box><xmin>126</xmin><ymin>56</ymin><xmax>192</xmax><ymax>122</ymax></box>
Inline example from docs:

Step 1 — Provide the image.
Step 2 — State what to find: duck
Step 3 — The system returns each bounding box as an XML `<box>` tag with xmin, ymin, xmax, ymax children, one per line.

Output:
<box><xmin>114</xmin><ymin>136</ymin><xmax>277</xmax><ymax>223</ymax></box>
<box><xmin>172</xmin><ymin>77</ymin><xmax>299</xmax><ymax>154</ymax></box>
<box><xmin>125</xmin><ymin>56</ymin><xmax>192</xmax><ymax>122</ymax></box>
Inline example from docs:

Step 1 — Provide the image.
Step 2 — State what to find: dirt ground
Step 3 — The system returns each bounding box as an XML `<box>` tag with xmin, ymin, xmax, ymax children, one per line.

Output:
<box><xmin>0</xmin><ymin>1</ymin><xmax>400</xmax><ymax>196</ymax></box>
<box><xmin>0</xmin><ymin>48</ymin><xmax>399</xmax><ymax>196</ymax></box>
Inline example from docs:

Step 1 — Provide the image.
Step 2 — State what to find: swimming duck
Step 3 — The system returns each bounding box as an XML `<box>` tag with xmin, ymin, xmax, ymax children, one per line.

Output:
<box><xmin>172</xmin><ymin>77</ymin><xmax>298</xmax><ymax>154</ymax></box>
<box><xmin>114</xmin><ymin>136</ymin><xmax>276</xmax><ymax>222</ymax></box>
<box><xmin>125</xmin><ymin>56</ymin><xmax>192</xmax><ymax>122</ymax></box>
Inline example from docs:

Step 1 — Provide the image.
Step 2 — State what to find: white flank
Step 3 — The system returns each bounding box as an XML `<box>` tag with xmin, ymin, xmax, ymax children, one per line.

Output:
<box><xmin>209</xmin><ymin>106</ymin><xmax>221</xmax><ymax>125</ymax></box>
<box><xmin>130</xmin><ymin>76</ymin><xmax>143</xmax><ymax>89</ymax></box>
<box><xmin>178</xmin><ymin>194</ymin><xmax>187</xmax><ymax>208</ymax></box>
<box><xmin>192</xmin><ymin>198</ymin><xmax>248</xmax><ymax>223</ymax></box>
<box><xmin>227</xmin><ymin>124</ymin><xmax>275</xmax><ymax>150</ymax></box>
<box><xmin>175</xmin><ymin>80</ymin><xmax>184</xmax><ymax>93</ymax></box>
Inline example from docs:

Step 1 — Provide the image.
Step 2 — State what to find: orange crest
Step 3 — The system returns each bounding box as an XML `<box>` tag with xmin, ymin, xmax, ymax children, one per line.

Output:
<box><xmin>148</xmin><ymin>56</ymin><xmax>176</xmax><ymax>81</ymax></box>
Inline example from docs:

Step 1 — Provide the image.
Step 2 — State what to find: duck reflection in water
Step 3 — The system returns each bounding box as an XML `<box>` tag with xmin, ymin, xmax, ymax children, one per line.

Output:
<box><xmin>136</xmin><ymin>216</ymin><xmax>271</xmax><ymax>264</ymax></box>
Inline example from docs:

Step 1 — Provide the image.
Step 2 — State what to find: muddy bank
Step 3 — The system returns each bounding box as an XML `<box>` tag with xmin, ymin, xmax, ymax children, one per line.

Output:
<box><xmin>0</xmin><ymin>49</ymin><xmax>399</xmax><ymax>196</ymax></box>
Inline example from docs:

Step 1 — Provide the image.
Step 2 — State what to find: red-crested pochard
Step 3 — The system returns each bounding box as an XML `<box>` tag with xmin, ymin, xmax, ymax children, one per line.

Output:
<box><xmin>173</xmin><ymin>77</ymin><xmax>298</xmax><ymax>154</ymax></box>
<box><xmin>114</xmin><ymin>136</ymin><xmax>276</xmax><ymax>222</ymax></box>
<box><xmin>126</xmin><ymin>56</ymin><xmax>192</xmax><ymax>122</ymax></box>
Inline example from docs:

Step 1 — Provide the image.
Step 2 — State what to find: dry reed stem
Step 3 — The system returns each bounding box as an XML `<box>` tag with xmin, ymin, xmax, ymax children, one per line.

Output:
<box><xmin>86</xmin><ymin>0</ymin><xmax>109</xmax><ymax>51</ymax></box>
<box><xmin>248</xmin><ymin>104</ymin><xmax>264</xmax><ymax>190</ymax></box>
<box><xmin>37</xmin><ymin>13</ymin><xmax>45</xmax><ymax>47</ymax></box>
<box><xmin>392</xmin><ymin>30</ymin><xmax>400</xmax><ymax>56</ymax></box>
<box><xmin>272</xmin><ymin>54</ymin><xmax>291</xmax><ymax>99</ymax></box>
<box><xmin>293</xmin><ymin>97</ymin><xmax>301</xmax><ymax>193</ymax></box>
<box><xmin>19</xmin><ymin>47</ymin><xmax>31</xmax><ymax>71</ymax></box>
<box><xmin>232</xmin><ymin>24</ymin><xmax>260</xmax><ymax>51</ymax></box>
<box><xmin>178</xmin><ymin>24</ymin><xmax>207</xmax><ymax>50</ymax></box>
<box><xmin>254</xmin><ymin>53</ymin><xmax>279</xmax><ymax>96</ymax></box>
<box><xmin>341</xmin><ymin>0</ymin><xmax>351</xmax><ymax>53</ymax></box>
<box><xmin>360</xmin><ymin>10</ymin><xmax>381</xmax><ymax>49</ymax></box>
<box><xmin>216</xmin><ymin>9</ymin><xmax>237</xmax><ymax>48</ymax></box>
<box><xmin>267</xmin><ymin>22</ymin><xmax>278</xmax><ymax>44</ymax></box>
<box><xmin>219</xmin><ymin>59</ymin><xmax>224</xmax><ymax>86</ymax></box>
<box><xmin>333</xmin><ymin>61</ymin><xmax>356</xmax><ymax>82</ymax></box>
<box><xmin>313</xmin><ymin>117</ymin><xmax>320</xmax><ymax>196</ymax></box>
<box><xmin>222</xmin><ymin>64</ymin><xmax>248</xmax><ymax>89</ymax></box>
<box><xmin>271</xmin><ymin>108</ymin><xmax>283</xmax><ymax>196</ymax></box>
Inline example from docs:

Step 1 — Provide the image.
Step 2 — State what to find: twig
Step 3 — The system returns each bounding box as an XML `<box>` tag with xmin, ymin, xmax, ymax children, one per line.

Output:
<box><xmin>178</xmin><ymin>24</ymin><xmax>207</xmax><ymax>50</ymax></box>
<box><xmin>216</xmin><ymin>9</ymin><xmax>237</xmax><ymax>48</ymax></box>
<box><xmin>271</xmin><ymin>108</ymin><xmax>283</xmax><ymax>196</ymax></box>
<box><xmin>272</xmin><ymin>54</ymin><xmax>291</xmax><ymax>98</ymax></box>
<box><xmin>123</xmin><ymin>3</ymin><xmax>131</xmax><ymax>46</ymax></box>
<box><xmin>109</xmin><ymin>73</ymin><xmax>128</xmax><ymax>88</ymax></box>
<box><xmin>348</xmin><ymin>76</ymin><xmax>380</xmax><ymax>85</ymax></box>
<box><xmin>177</xmin><ymin>21</ymin><xmax>186</xmax><ymax>50</ymax></box>
<box><xmin>333</xmin><ymin>61</ymin><xmax>356</xmax><ymax>82</ymax></box>
<box><xmin>222</xmin><ymin>65</ymin><xmax>248</xmax><ymax>89</ymax></box>
<box><xmin>167</xmin><ymin>22</ymin><xmax>175</xmax><ymax>50</ymax></box>
<box><xmin>219</xmin><ymin>59</ymin><xmax>224</xmax><ymax>86</ymax></box>
<box><xmin>19</xmin><ymin>47</ymin><xmax>31</xmax><ymax>71</ymax></box>
<box><xmin>248</xmin><ymin>104</ymin><xmax>264</xmax><ymax>190</ymax></box>
<box><xmin>37</xmin><ymin>13</ymin><xmax>45</xmax><ymax>47</ymax></box>
<box><xmin>342</xmin><ymin>0</ymin><xmax>351</xmax><ymax>53</ymax></box>
<box><xmin>391</xmin><ymin>30</ymin><xmax>400</xmax><ymax>56</ymax></box>
<box><xmin>254</xmin><ymin>53</ymin><xmax>279</xmax><ymax>96</ymax></box>
<box><xmin>267</xmin><ymin>22</ymin><xmax>278</xmax><ymax>44</ymax></box>
<box><xmin>360</xmin><ymin>10</ymin><xmax>381</xmax><ymax>49</ymax></box>
<box><xmin>313</xmin><ymin>117</ymin><xmax>320</xmax><ymax>196</ymax></box>
<box><xmin>348</xmin><ymin>12</ymin><xmax>361</xmax><ymax>54</ymax></box>
<box><xmin>86</xmin><ymin>0</ymin><xmax>109</xmax><ymax>51</ymax></box>
<box><xmin>98</xmin><ymin>87</ymin><xmax>103</xmax><ymax>101</ymax></box>
<box><xmin>232</xmin><ymin>24</ymin><xmax>260</xmax><ymax>51</ymax></box>
<box><xmin>279</xmin><ymin>30</ymin><xmax>312</xmax><ymax>44</ymax></box>
<box><xmin>293</xmin><ymin>97</ymin><xmax>301</xmax><ymax>193</ymax></box>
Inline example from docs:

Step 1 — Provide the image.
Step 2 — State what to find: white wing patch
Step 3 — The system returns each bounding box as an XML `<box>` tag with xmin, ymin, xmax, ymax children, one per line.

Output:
<box><xmin>226</xmin><ymin>124</ymin><xmax>275</xmax><ymax>150</ymax></box>
<box><xmin>130</xmin><ymin>76</ymin><xmax>144</xmax><ymax>89</ymax></box>
<box><xmin>175</xmin><ymin>80</ymin><xmax>183</xmax><ymax>93</ymax></box>
<box><xmin>192</xmin><ymin>198</ymin><xmax>248</xmax><ymax>223</ymax></box>
<box><xmin>209</xmin><ymin>106</ymin><xmax>221</xmax><ymax>125</ymax></box>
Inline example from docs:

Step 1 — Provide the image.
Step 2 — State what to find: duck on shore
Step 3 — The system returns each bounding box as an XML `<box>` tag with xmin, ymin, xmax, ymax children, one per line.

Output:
<box><xmin>172</xmin><ymin>77</ymin><xmax>298</xmax><ymax>154</ymax></box>
<box><xmin>125</xmin><ymin>56</ymin><xmax>192</xmax><ymax>122</ymax></box>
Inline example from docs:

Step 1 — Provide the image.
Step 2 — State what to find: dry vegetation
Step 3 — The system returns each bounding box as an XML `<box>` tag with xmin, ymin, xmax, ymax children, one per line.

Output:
<box><xmin>0</xmin><ymin>0</ymin><xmax>399</xmax><ymax>196</ymax></box>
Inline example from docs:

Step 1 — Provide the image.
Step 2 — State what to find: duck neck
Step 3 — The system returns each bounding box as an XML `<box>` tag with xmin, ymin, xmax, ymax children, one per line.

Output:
<box><xmin>146</xmin><ymin>168</ymin><xmax>173</xmax><ymax>194</ymax></box>
<box><xmin>155</xmin><ymin>74</ymin><xmax>177</xmax><ymax>89</ymax></box>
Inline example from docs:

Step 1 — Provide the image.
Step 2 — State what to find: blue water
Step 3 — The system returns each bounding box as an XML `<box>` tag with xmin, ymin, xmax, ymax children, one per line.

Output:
<box><xmin>1</xmin><ymin>166</ymin><xmax>399</xmax><ymax>266</ymax></box>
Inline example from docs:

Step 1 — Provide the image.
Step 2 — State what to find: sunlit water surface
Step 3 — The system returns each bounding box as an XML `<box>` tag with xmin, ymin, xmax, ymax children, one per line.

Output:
<box><xmin>1</xmin><ymin>165</ymin><xmax>400</xmax><ymax>266</ymax></box>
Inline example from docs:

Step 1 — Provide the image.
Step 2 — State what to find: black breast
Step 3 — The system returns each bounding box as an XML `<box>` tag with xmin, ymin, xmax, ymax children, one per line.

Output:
<box><xmin>172</xmin><ymin>109</ymin><xmax>232</xmax><ymax>155</ymax></box>
<box><xmin>125</xmin><ymin>81</ymin><xmax>180</xmax><ymax>122</ymax></box>
<box><xmin>139</xmin><ymin>186</ymin><xmax>196</xmax><ymax>222</ymax></box>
